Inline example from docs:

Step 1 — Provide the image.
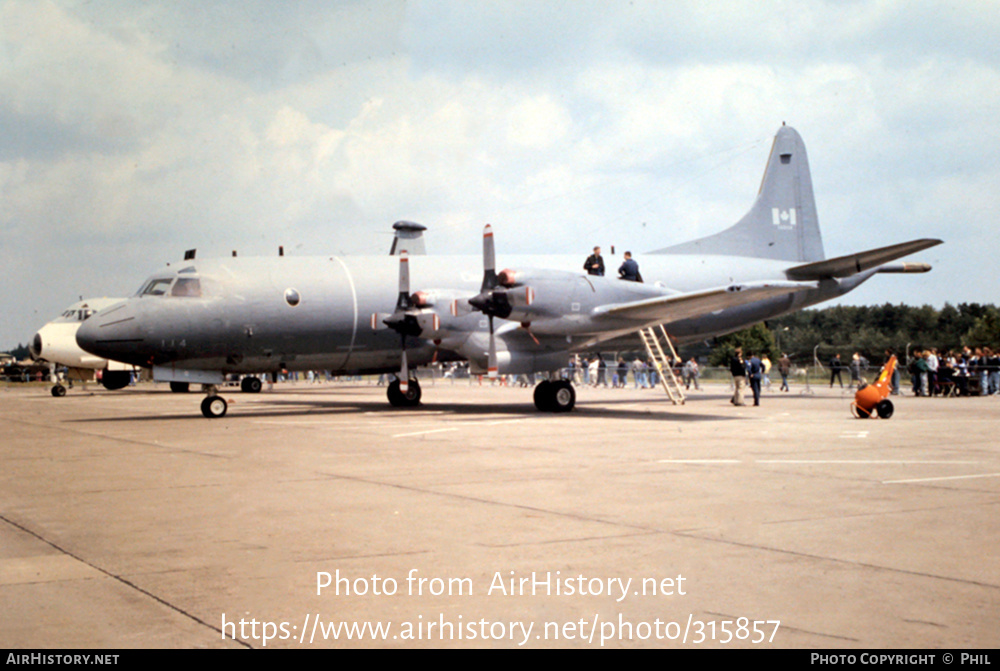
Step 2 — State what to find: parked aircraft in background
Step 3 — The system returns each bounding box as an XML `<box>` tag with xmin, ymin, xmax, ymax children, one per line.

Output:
<box><xmin>76</xmin><ymin>126</ymin><xmax>941</xmax><ymax>417</ymax></box>
<box><xmin>29</xmin><ymin>298</ymin><xmax>135</xmax><ymax>396</ymax></box>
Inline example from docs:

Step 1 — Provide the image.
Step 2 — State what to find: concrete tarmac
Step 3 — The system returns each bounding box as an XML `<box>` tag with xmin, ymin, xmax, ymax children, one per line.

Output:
<box><xmin>1</xmin><ymin>380</ymin><xmax>998</xmax><ymax>649</ymax></box>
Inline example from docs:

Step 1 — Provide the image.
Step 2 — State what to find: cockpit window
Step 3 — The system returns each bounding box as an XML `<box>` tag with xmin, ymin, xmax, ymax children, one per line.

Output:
<box><xmin>140</xmin><ymin>278</ymin><xmax>174</xmax><ymax>296</ymax></box>
<box><xmin>136</xmin><ymin>276</ymin><xmax>206</xmax><ymax>298</ymax></box>
<box><xmin>58</xmin><ymin>308</ymin><xmax>97</xmax><ymax>322</ymax></box>
<box><xmin>171</xmin><ymin>278</ymin><xmax>202</xmax><ymax>297</ymax></box>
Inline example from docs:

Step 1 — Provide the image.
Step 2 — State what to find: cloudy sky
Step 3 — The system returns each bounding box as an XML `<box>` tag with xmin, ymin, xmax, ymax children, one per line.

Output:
<box><xmin>2</xmin><ymin>0</ymin><xmax>997</xmax><ymax>349</ymax></box>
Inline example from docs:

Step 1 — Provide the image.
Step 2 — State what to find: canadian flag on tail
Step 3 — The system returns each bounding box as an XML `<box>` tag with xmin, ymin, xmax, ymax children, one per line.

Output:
<box><xmin>772</xmin><ymin>208</ymin><xmax>797</xmax><ymax>230</ymax></box>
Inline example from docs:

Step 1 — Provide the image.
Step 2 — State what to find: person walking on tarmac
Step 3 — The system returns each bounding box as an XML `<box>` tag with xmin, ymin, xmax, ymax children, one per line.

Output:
<box><xmin>746</xmin><ymin>350</ymin><xmax>763</xmax><ymax>406</ymax></box>
<box><xmin>829</xmin><ymin>353</ymin><xmax>844</xmax><ymax>388</ymax></box>
<box><xmin>778</xmin><ymin>353</ymin><xmax>792</xmax><ymax>392</ymax></box>
<box><xmin>730</xmin><ymin>347</ymin><xmax>747</xmax><ymax>406</ymax></box>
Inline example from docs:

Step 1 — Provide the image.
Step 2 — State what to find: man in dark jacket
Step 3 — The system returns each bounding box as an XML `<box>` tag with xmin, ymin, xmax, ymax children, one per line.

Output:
<box><xmin>618</xmin><ymin>251</ymin><xmax>641</xmax><ymax>281</ymax></box>
<box><xmin>829</xmin><ymin>353</ymin><xmax>844</xmax><ymax>388</ymax></box>
<box><xmin>583</xmin><ymin>246</ymin><xmax>605</xmax><ymax>276</ymax></box>
<box><xmin>746</xmin><ymin>350</ymin><xmax>763</xmax><ymax>406</ymax></box>
<box><xmin>729</xmin><ymin>347</ymin><xmax>747</xmax><ymax>406</ymax></box>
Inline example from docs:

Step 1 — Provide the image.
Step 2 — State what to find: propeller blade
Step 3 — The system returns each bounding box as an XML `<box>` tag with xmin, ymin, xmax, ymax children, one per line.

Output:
<box><xmin>481</xmin><ymin>224</ymin><xmax>497</xmax><ymax>292</ymax></box>
<box><xmin>396</xmin><ymin>250</ymin><xmax>411</xmax><ymax>310</ymax></box>
<box><xmin>399</xmin><ymin>337</ymin><xmax>409</xmax><ymax>394</ymax></box>
<box><xmin>521</xmin><ymin>322</ymin><xmax>540</xmax><ymax>346</ymax></box>
<box><xmin>487</xmin><ymin>316</ymin><xmax>498</xmax><ymax>379</ymax></box>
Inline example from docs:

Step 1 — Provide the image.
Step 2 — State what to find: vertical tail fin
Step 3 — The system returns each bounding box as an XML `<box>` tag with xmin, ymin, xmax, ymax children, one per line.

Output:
<box><xmin>651</xmin><ymin>125</ymin><xmax>825</xmax><ymax>263</ymax></box>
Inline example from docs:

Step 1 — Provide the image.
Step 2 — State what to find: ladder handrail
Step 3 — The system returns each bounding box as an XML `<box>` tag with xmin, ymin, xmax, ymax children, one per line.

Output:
<box><xmin>638</xmin><ymin>326</ymin><xmax>686</xmax><ymax>405</ymax></box>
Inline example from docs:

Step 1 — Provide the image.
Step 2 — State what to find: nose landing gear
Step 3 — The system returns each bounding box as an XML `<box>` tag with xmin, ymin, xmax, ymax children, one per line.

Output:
<box><xmin>200</xmin><ymin>386</ymin><xmax>228</xmax><ymax>418</ymax></box>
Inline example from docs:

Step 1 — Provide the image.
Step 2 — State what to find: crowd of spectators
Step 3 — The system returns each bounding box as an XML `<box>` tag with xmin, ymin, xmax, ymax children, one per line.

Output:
<box><xmin>906</xmin><ymin>346</ymin><xmax>1000</xmax><ymax>397</ymax></box>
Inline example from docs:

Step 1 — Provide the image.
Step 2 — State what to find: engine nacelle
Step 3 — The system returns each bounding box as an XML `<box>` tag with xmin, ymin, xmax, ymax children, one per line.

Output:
<box><xmin>496</xmin><ymin>285</ymin><xmax>535</xmax><ymax>308</ymax></box>
<box><xmin>491</xmin><ymin>268</ymin><xmax>584</xmax><ymax>322</ymax></box>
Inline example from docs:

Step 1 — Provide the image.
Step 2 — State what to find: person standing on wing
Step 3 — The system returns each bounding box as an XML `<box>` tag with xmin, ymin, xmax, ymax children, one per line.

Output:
<box><xmin>584</xmin><ymin>246</ymin><xmax>605</xmax><ymax>276</ymax></box>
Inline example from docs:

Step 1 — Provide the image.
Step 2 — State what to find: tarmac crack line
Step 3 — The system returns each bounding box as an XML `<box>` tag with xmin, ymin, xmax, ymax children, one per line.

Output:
<box><xmin>0</xmin><ymin>513</ymin><xmax>250</xmax><ymax>649</ymax></box>
<box><xmin>671</xmin><ymin>528</ymin><xmax>1000</xmax><ymax>592</ymax></box>
<box><xmin>313</xmin><ymin>472</ymin><xmax>1000</xmax><ymax>592</ymax></box>
<box><xmin>314</xmin><ymin>470</ymin><xmax>663</xmax><ymax>537</ymax></box>
<box><xmin>3</xmin><ymin>416</ymin><xmax>230</xmax><ymax>459</ymax></box>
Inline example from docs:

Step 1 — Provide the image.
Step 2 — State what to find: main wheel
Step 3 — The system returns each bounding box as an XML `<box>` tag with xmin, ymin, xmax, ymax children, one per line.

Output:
<box><xmin>241</xmin><ymin>377</ymin><xmax>263</xmax><ymax>393</ymax></box>
<box><xmin>533</xmin><ymin>380</ymin><xmax>554</xmax><ymax>411</ymax></box>
<box><xmin>550</xmin><ymin>380</ymin><xmax>576</xmax><ymax>413</ymax></box>
<box><xmin>201</xmin><ymin>395</ymin><xmax>228</xmax><ymax>418</ymax></box>
<box><xmin>387</xmin><ymin>379</ymin><xmax>421</xmax><ymax>407</ymax></box>
<box><xmin>51</xmin><ymin>384</ymin><xmax>67</xmax><ymax>397</ymax></box>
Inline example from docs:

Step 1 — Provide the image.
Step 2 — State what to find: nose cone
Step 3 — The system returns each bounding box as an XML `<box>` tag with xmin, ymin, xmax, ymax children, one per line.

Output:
<box><xmin>76</xmin><ymin>300</ymin><xmax>147</xmax><ymax>366</ymax></box>
<box><xmin>74</xmin><ymin>317</ymin><xmax>101</xmax><ymax>357</ymax></box>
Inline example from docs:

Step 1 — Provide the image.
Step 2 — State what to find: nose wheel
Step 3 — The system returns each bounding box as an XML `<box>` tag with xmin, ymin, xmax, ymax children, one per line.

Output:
<box><xmin>201</xmin><ymin>394</ymin><xmax>228</xmax><ymax>418</ymax></box>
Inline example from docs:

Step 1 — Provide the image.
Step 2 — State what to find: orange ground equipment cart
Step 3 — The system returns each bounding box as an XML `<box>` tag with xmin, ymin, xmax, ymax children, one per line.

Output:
<box><xmin>850</xmin><ymin>355</ymin><xmax>897</xmax><ymax>419</ymax></box>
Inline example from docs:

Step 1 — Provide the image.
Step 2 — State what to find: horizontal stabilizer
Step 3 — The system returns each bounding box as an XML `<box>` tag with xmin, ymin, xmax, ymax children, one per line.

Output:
<box><xmin>785</xmin><ymin>239</ymin><xmax>942</xmax><ymax>281</ymax></box>
<box><xmin>593</xmin><ymin>280</ymin><xmax>817</xmax><ymax>323</ymax></box>
<box><xmin>876</xmin><ymin>262</ymin><xmax>932</xmax><ymax>274</ymax></box>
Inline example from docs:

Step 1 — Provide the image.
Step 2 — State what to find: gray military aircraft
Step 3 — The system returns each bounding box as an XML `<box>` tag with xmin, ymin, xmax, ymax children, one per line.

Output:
<box><xmin>76</xmin><ymin>125</ymin><xmax>940</xmax><ymax>417</ymax></box>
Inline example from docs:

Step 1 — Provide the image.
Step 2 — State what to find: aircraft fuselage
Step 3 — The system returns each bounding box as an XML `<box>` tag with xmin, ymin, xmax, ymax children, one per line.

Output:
<box><xmin>70</xmin><ymin>126</ymin><xmax>939</xmax><ymax>416</ymax></box>
<box><xmin>76</xmin><ymin>252</ymin><xmax>862</xmax><ymax>377</ymax></box>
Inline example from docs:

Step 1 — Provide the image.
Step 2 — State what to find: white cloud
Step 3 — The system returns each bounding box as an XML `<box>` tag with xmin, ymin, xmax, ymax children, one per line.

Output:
<box><xmin>2</xmin><ymin>0</ymin><xmax>1000</xmax><ymax>346</ymax></box>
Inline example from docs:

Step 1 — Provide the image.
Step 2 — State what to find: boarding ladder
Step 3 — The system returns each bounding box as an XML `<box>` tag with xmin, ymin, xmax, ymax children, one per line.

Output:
<box><xmin>638</xmin><ymin>325</ymin><xmax>686</xmax><ymax>405</ymax></box>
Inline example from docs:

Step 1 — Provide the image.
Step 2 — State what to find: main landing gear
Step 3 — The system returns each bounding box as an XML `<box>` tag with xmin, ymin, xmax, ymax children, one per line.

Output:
<box><xmin>384</xmin><ymin>377</ymin><xmax>575</xmax><ymax>412</ymax></box>
<box><xmin>387</xmin><ymin>378</ymin><xmax>421</xmax><ymax>407</ymax></box>
<box><xmin>533</xmin><ymin>379</ymin><xmax>575</xmax><ymax>412</ymax></box>
<box><xmin>240</xmin><ymin>376</ymin><xmax>263</xmax><ymax>393</ymax></box>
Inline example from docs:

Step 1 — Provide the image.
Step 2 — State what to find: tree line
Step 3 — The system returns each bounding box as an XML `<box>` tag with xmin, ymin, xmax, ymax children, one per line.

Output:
<box><xmin>705</xmin><ymin>303</ymin><xmax>1000</xmax><ymax>367</ymax></box>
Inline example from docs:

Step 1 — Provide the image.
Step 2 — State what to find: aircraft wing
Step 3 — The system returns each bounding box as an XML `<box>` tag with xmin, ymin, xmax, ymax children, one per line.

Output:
<box><xmin>784</xmin><ymin>238</ymin><xmax>942</xmax><ymax>281</ymax></box>
<box><xmin>591</xmin><ymin>280</ymin><xmax>818</xmax><ymax>323</ymax></box>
